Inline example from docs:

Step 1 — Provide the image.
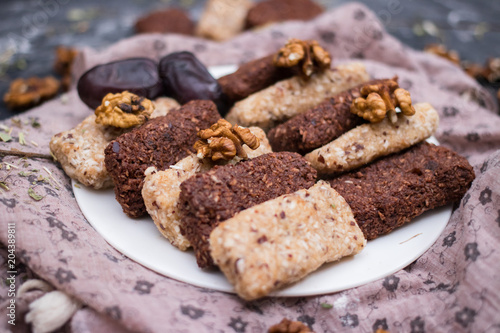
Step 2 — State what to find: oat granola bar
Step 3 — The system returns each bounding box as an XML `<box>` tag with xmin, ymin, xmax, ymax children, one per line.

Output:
<box><xmin>267</xmin><ymin>80</ymin><xmax>396</xmax><ymax>154</ymax></box>
<box><xmin>225</xmin><ymin>62</ymin><xmax>369</xmax><ymax>131</ymax></box>
<box><xmin>196</xmin><ymin>0</ymin><xmax>252</xmax><ymax>41</ymax></box>
<box><xmin>328</xmin><ymin>142</ymin><xmax>475</xmax><ymax>240</ymax></box>
<box><xmin>179</xmin><ymin>152</ymin><xmax>317</xmax><ymax>268</ymax></box>
<box><xmin>105</xmin><ymin>100</ymin><xmax>220</xmax><ymax>218</ymax></box>
<box><xmin>142</xmin><ymin>126</ymin><xmax>272</xmax><ymax>250</ymax></box>
<box><xmin>305</xmin><ymin>102</ymin><xmax>439</xmax><ymax>175</ymax></box>
<box><xmin>49</xmin><ymin>97</ymin><xmax>180</xmax><ymax>189</ymax></box>
<box><xmin>210</xmin><ymin>181</ymin><xmax>366</xmax><ymax>300</ymax></box>
<box><xmin>50</xmin><ymin>115</ymin><xmax>127</xmax><ymax>189</ymax></box>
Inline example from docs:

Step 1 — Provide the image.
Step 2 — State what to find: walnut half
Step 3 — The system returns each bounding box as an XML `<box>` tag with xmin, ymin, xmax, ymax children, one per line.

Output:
<box><xmin>274</xmin><ymin>38</ymin><xmax>331</xmax><ymax>78</ymax></box>
<box><xmin>350</xmin><ymin>78</ymin><xmax>416</xmax><ymax>124</ymax></box>
<box><xmin>194</xmin><ymin>119</ymin><xmax>260</xmax><ymax>162</ymax></box>
<box><xmin>94</xmin><ymin>91</ymin><xmax>155</xmax><ymax>128</ymax></box>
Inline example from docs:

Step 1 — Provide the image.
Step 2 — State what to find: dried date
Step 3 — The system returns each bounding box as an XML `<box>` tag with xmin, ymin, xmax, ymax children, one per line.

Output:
<box><xmin>159</xmin><ymin>51</ymin><xmax>228</xmax><ymax>116</ymax></box>
<box><xmin>77</xmin><ymin>58</ymin><xmax>163</xmax><ymax>109</ymax></box>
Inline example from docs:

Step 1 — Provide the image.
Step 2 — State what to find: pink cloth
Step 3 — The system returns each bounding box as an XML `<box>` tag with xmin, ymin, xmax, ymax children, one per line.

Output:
<box><xmin>1</xmin><ymin>3</ymin><xmax>499</xmax><ymax>332</ymax></box>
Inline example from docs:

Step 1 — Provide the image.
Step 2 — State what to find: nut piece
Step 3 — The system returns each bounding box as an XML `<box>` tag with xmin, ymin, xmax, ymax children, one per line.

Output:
<box><xmin>54</xmin><ymin>46</ymin><xmax>78</xmax><ymax>91</ymax></box>
<box><xmin>194</xmin><ymin>119</ymin><xmax>260</xmax><ymax>161</ymax></box>
<box><xmin>350</xmin><ymin>78</ymin><xmax>415</xmax><ymax>124</ymax></box>
<box><xmin>424</xmin><ymin>43</ymin><xmax>460</xmax><ymax>65</ymax></box>
<box><xmin>268</xmin><ymin>318</ymin><xmax>313</xmax><ymax>333</ymax></box>
<box><xmin>274</xmin><ymin>38</ymin><xmax>331</xmax><ymax>78</ymax></box>
<box><xmin>482</xmin><ymin>57</ymin><xmax>500</xmax><ymax>83</ymax></box>
<box><xmin>94</xmin><ymin>91</ymin><xmax>155</xmax><ymax>128</ymax></box>
<box><xmin>3</xmin><ymin>76</ymin><xmax>60</xmax><ymax>110</ymax></box>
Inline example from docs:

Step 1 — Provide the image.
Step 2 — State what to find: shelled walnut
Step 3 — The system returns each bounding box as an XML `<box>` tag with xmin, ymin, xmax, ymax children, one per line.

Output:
<box><xmin>194</xmin><ymin>119</ymin><xmax>260</xmax><ymax>161</ymax></box>
<box><xmin>424</xmin><ymin>43</ymin><xmax>460</xmax><ymax>65</ymax></box>
<box><xmin>54</xmin><ymin>46</ymin><xmax>78</xmax><ymax>91</ymax></box>
<box><xmin>268</xmin><ymin>318</ymin><xmax>313</xmax><ymax>333</ymax></box>
<box><xmin>350</xmin><ymin>78</ymin><xmax>415</xmax><ymax>124</ymax></box>
<box><xmin>94</xmin><ymin>91</ymin><xmax>154</xmax><ymax>128</ymax></box>
<box><xmin>3</xmin><ymin>76</ymin><xmax>60</xmax><ymax>110</ymax></box>
<box><xmin>274</xmin><ymin>38</ymin><xmax>331</xmax><ymax>78</ymax></box>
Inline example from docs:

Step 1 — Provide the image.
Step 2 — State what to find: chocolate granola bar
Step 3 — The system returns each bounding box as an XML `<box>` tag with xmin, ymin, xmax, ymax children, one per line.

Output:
<box><xmin>245</xmin><ymin>0</ymin><xmax>324</xmax><ymax>29</ymax></box>
<box><xmin>104</xmin><ymin>100</ymin><xmax>220</xmax><ymax>218</ymax></box>
<box><xmin>178</xmin><ymin>151</ymin><xmax>317</xmax><ymax>268</ymax></box>
<box><xmin>218</xmin><ymin>55</ymin><xmax>295</xmax><ymax>103</ymax></box>
<box><xmin>135</xmin><ymin>8</ymin><xmax>194</xmax><ymax>35</ymax></box>
<box><xmin>267</xmin><ymin>80</ymin><xmax>398</xmax><ymax>154</ymax></box>
<box><xmin>327</xmin><ymin>142</ymin><xmax>475</xmax><ymax>240</ymax></box>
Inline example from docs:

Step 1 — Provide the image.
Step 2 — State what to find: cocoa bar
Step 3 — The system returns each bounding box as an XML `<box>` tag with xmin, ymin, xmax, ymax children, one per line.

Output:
<box><xmin>327</xmin><ymin>142</ymin><xmax>475</xmax><ymax>240</ymax></box>
<box><xmin>178</xmin><ymin>151</ymin><xmax>317</xmax><ymax>268</ymax></box>
<box><xmin>134</xmin><ymin>8</ymin><xmax>194</xmax><ymax>35</ymax></box>
<box><xmin>267</xmin><ymin>80</ymin><xmax>397</xmax><ymax>154</ymax></box>
<box><xmin>218</xmin><ymin>55</ymin><xmax>295</xmax><ymax>103</ymax></box>
<box><xmin>104</xmin><ymin>100</ymin><xmax>220</xmax><ymax>218</ymax></box>
<box><xmin>245</xmin><ymin>0</ymin><xmax>324</xmax><ymax>29</ymax></box>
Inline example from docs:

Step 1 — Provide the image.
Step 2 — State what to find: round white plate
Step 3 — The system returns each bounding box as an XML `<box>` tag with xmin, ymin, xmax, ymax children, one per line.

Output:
<box><xmin>73</xmin><ymin>66</ymin><xmax>451</xmax><ymax>297</ymax></box>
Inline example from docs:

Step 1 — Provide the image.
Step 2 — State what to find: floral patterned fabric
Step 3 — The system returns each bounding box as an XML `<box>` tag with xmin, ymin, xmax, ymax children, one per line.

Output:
<box><xmin>1</xmin><ymin>3</ymin><xmax>499</xmax><ymax>332</ymax></box>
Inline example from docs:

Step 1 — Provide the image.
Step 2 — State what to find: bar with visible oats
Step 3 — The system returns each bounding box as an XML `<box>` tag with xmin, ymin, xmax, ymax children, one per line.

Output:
<box><xmin>328</xmin><ymin>142</ymin><xmax>475</xmax><ymax>240</ymax></box>
<box><xmin>225</xmin><ymin>62</ymin><xmax>369</xmax><ymax>131</ymax></box>
<box><xmin>210</xmin><ymin>181</ymin><xmax>366</xmax><ymax>300</ymax></box>
<box><xmin>104</xmin><ymin>100</ymin><xmax>220</xmax><ymax>218</ymax></box>
<box><xmin>49</xmin><ymin>97</ymin><xmax>179</xmax><ymax>189</ymax></box>
<box><xmin>196</xmin><ymin>0</ymin><xmax>252</xmax><ymax>41</ymax></box>
<box><xmin>142</xmin><ymin>126</ymin><xmax>272</xmax><ymax>250</ymax></box>
<box><xmin>305</xmin><ymin>102</ymin><xmax>439</xmax><ymax>175</ymax></box>
<box><xmin>179</xmin><ymin>152</ymin><xmax>317</xmax><ymax>268</ymax></box>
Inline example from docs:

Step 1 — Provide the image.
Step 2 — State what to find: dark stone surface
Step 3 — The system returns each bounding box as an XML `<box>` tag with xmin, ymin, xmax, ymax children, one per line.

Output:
<box><xmin>0</xmin><ymin>0</ymin><xmax>499</xmax><ymax>120</ymax></box>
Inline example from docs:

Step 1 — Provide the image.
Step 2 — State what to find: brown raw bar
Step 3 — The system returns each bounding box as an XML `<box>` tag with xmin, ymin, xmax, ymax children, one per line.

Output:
<box><xmin>179</xmin><ymin>151</ymin><xmax>317</xmax><ymax>268</ymax></box>
<box><xmin>327</xmin><ymin>142</ymin><xmax>475</xmax><ymax>240</ymax></box>
<box><xmin>104</xmin><ymin>100</ymin><xmax>220</xmax><ymax>218</ymax></box>
<box><xmin>134</xmin><ymin>8</ymin><xmax>194</xmax><ymax>35</ymax></box>
<box><xmin>245</xmin><ymin>0</ymin><xmax>324</xmax><ymax>29</ymax></box>
<box><xmin>217</xmin><ymin>55</ymin><xmax>295</xmax><ymax>103</ymax></box>
<box><xmin>267</xmin><ymin>79</ymin><xmax>396</xmax><ymax>154</ymax></box>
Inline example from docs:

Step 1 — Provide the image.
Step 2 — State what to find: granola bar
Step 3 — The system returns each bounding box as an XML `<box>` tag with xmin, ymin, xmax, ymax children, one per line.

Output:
<box><xmin>142</xmin><ymin>126</ymin><xmax>272</xmax><ymax>250</ymax></box>
<box><xmin>135</xmin><ymin>8</ymin><xmax>194</xmax><ymax>35</ymax></box>
<box><xmin>104</xmin><ymin>100</ymin><xmax>220</xmax><ymax>218</ymax></box>
<box><xmin>245</xmin><ymin>0</ymin><xmax>324</xmax><ymax>29</ymax></box>
<box><xmin>305</xmin><ymin>102</ymin><xmax>439</xmax><ymax>175</ymax></box>
<box><xmin>49</xmin><ymin>115</ymin><xmax>127</xmax><ymax>189</ymax></box>
<box><xmin>210</xmin><ymin>181</ymin><xmax>366</xmax><ymax>300</ymax></box>
<box><xmin>225</xmin><ymin>62</ymin><xmax>369</xmax><ymax>131</ymax></box>
<box><xmin>328</xmin><ymin>142</ymin><xmax>475</xmax><ymax>240</ymax></box>
<box><xmin>49</xmin><ymin>97</ymin><xmax>180</xmax><ymax>189</ymax></box>
<box><xmin>218</xmin><ymin>55</ymin><xmax>295</xmax><ymax>103</ymax></box>
<box><xmin>267</xmin><ymin>80</ymin><xmax>397</xmax><ymax>154</ymax></box>
<box><xmin>196</xmin><ymin>0</ymin><xmax>252</xmax><ymax>41</ymax></box>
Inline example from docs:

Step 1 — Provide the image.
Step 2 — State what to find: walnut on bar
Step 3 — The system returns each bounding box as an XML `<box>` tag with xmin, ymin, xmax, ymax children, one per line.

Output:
<box><xmin>350</xmin><ymin>77</ymin><xmax>416</xmax><ymax>124</ymax></box>
<box><xmin>194</xmin><ymin>119</ymin><xmax>260</xmax><ymax>161</ymax></box>
<box><xmin>273</xmin><ymin>38</ymin><xmax>331</xmax><ymax>78</ymax></box>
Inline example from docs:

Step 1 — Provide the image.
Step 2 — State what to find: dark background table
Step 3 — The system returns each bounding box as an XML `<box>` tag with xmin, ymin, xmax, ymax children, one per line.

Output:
<box><xmin>0</xmin><ymin>0</ymin><xmax>499</xmax><ymax>120</ymax></box>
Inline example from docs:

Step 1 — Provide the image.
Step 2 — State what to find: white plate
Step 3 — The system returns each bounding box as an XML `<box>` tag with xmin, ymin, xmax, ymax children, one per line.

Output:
<box><xmin>73</xmin><ymin>66</ymin><xmax>451</xmax><ymax>297</ymax></box>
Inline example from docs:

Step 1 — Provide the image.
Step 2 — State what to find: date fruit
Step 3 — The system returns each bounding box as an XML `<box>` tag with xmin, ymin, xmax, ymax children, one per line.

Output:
<box><xmin>159</xmin><ymin>51</ymin><xmax>229</xmax><ymax>116</ymax></box>
<box><xmin>77</xmin><ymin>58</ymin><xmax>163</xmax><ymax>109</ymax></box>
